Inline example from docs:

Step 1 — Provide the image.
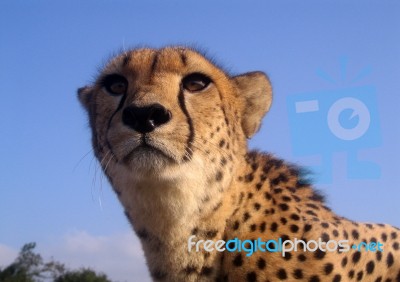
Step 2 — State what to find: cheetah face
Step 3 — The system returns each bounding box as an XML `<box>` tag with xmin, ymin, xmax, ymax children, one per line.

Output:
<box><xmin>78</xmin><ymin>47</ymin><xmax>272</xmax><ymax>181</ymax></box>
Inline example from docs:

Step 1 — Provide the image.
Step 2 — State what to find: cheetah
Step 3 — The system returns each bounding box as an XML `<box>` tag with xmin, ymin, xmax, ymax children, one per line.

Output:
<box><xmin>78</xmin><ymin>46</ymin><xmax>400</xmax><ymax>282</ymax></box>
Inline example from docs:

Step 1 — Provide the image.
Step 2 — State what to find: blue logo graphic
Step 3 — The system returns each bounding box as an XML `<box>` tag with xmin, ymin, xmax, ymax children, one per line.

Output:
<box><xmin>287</xmin><ymin>58</ymin><xmax>381</xmax><ymax>183</ymax></box>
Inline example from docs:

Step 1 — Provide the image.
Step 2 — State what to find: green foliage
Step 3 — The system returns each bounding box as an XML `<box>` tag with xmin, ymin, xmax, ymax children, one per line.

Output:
<box><xmin>55</xmin><ymin>268</ymin><xmax>111</xmax><ymax>282</ymax></box>
<box><xmin>0</xmin><ymin>243</ymin><xmax>112</xmax><ymax>282</ymax></box>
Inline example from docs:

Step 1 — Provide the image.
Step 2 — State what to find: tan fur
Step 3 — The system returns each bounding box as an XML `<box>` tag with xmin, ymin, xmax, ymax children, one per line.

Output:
<box><xmin>79</xmin><ymin>46</ymin><xmax>400</xmax><ymax>282</ymax></box>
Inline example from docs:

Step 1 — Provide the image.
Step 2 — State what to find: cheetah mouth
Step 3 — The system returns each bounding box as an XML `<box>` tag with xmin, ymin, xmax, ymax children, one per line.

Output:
<box><xmin>122</xmin><ymin>140</ymin><xmax>177</xmax><ymax>166</ymax></box>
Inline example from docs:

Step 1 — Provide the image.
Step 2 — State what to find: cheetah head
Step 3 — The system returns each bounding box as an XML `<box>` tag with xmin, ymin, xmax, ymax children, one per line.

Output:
<box><xmin>78</xmin><ymin>47</ymin><xmax>272</xmax><ymax>188</ymax></box>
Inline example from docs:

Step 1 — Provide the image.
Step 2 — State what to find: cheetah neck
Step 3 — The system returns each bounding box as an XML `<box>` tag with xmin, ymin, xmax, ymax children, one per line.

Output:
<box><xmin>107</xmin><ymin>157</ymin><xmax>244</xmax><ymax>281</ymax></box>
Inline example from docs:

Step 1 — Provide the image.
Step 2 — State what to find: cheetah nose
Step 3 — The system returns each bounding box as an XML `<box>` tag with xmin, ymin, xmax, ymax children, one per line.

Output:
<box><xmin>122</xmin><ymin>104</ymin><xmax>172</xmax><ymax>134</ymax></box>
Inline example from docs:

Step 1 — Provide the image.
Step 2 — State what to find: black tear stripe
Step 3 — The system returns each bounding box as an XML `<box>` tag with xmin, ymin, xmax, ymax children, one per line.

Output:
<box><xmin>105</xmin><ymin>94</ymin><xmax>128</xmax><ymax>161</ymax></box>
<box><xmin>178</xmin><ymin>88</ymin><xmax>194</xmax><ymax>161</ymax></box>
<box><xmin>217</xmin><ymin>90</ymin><xmax>229</xmax><ymax>126</ymax></box>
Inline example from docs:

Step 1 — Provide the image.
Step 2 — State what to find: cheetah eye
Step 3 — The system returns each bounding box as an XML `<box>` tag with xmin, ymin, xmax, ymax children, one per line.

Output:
<box><xmin>182</xmin><ymin>73</ymin><xmax>211</xmax><ymax>92</ymax></box>
<box><xmin>102</xmin><ymin>74</ymin><xmax>128</xmax><ymax>95</ymax></box>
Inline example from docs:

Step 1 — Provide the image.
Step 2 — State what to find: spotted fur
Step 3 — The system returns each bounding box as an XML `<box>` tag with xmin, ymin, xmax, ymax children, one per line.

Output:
<box><xmin>78</xmin><ymin>46</ymin><xmax>400</xmax><ymax>282</ymax></box>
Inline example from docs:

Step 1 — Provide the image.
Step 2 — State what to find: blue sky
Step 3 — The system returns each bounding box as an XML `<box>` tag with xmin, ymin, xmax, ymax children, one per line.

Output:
<box><xmin>1</xmin><ymin>1</ymin><xmax>399</xmax><ymax>281</ymax></box>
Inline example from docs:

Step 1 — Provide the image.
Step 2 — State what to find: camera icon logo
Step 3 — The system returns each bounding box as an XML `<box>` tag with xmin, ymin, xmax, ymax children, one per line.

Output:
<box><xmin>286</xmin><ymin>59</ymin><xmax>381</xmax><ymax>183</ymax></box>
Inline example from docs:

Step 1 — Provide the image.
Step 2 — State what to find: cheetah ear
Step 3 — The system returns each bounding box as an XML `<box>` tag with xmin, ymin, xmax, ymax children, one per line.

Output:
<box><xmin>233</xmin><ymin>71</ymin><xmax>272</xmax><ymax>138</ymax></box>
<box><xmin>77</xmin><ymin>86</ymin><xmax>93</xmax><ymax>111</ymax></box>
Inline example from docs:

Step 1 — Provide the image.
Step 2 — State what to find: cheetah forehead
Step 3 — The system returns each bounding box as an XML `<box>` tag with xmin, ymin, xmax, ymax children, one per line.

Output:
<box><xmin>101</xmin><ymin>46</ymin><xmax>229</xmax><ymax>81</ymax></box>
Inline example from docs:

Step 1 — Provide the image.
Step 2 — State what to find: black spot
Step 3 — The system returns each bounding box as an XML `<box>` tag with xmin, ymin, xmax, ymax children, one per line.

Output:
<box><xmin>324</xmin><ymin>263</ymin><xmax>334</xmax><ymax>275</ymax></box>
<box><xmin>270</xmin><ymin>222</ymin><xmax>278</xmax><ymax>232</ymax></box>
<box><xmin>184</xmin><ymin>265</ymin><xmax>197</xmax><ymax>274</ymax></box>
<box><xmin>277</xmin><ymin>268</ymin><xmax>287</xmax><ymax>280</ymax></box>
<box><xmin>245</xmin><ymin>173</ymin><xmax>254</xmax><ymax>182</ymax></box>
<box><xmin>274</xmin><ymin>188</ymin><xmax>283</xmax><ymax>194</ymax></box>
<box><xmin>281</xmin><ymin>234</ymin><xmax>290</xmax><ymax>242</ymax></box>
<box><xmin>375</xmin><ymin>277</ymin><xmax>382</xmax><ymax>282</ymax></box>
<box><xmin>381</xmin><ymin>233</ymin><xmax>388</xmax><ymax>242</ymax></box>
<box><xmin>391</xmin><ymin>232</ymin><xmax>398</xmax><ymax>240</ymax></box>
<box><xmin>280</xmin><ymin>217</ymin><xmax>287</xmax><ymax>225</ymax></box>
<box><xmin>243</xmin><ymin>212</ymin><xmax>251</xmax><ymax>222</ymax></box>
<box><xmin>387</xmin><ymin>252</ymin><xmax>394</xmax><ymax>267</ymax></box>
<box><xmin>290</xmin><ymin>225</ymin><xmax>299</xmax><ymax>233</ymax></box>
<box><xmin>298</xmin><ymin>254</ymin><xmax>306</xmax><ymax>262</ymax></box>
<box><xmin>333</xmin><ymin>274</ymin><xmax>341</xmax><ymax>282</ymax></box>
<box><xmin>136</xmin><ymin>229</ymin><xmax>149</xmax><ymax>240</ymax></box>
<box><xmin>255</xmin><ymin>182</ymin><xmax>263</xmax><ymax>190</ymax></box>
<box><xmin>191</xmin><ymin>228</ymin><xmax>198</xmax><ymax>235</ymax></box>
<box><xmin>283</xmin><ymin>252</ymin><xmax>292</xmax><ymax>261</ymax></box>
<box><xmin>264</xmin><ymin>192</ymin><xmax>272</xmax><ymax>200</ymax></box>
<box><xmin>366</xmin><ymin>223</ymin><xmax>373</xmax><ymax>229</ymax></box>
<box><xmin>366</xmin><ymin>260</ymin><xmax>375</xmax><ymax>274</ymax></box>
<box><xmin>290</xmin><ymin>214</ymin><xmax>300</xmax><ymax>221</ymax></box>
<box><xmin>348</xmin><ymin>270</ymin><xmax>354</xmax><ymax>279</ymax></box>
<box><xmin>332</xmin><ymin>229</ymin><xmax>339</xmax><ymax>237</ymax></box>
<box><xmin>233</xmin><ymin>221</ymin><xmax>240</xmax><ymax>230</ymax></box>
<box><xmin>151</xmin><ymin>269</ymin><xmax>167</xmax><ymax>280</ymax></box>
<box><xmin>352</xmin><ymin>251</ymin><xmax>361</xmax><ymax>264</ymax></box>
<box><xmin>376</xmin><ymin>251</ymin><xmax>382</xmax><ymax>261</ymax></box>
<box><xmin>309</xmin><ymin>275</ymin><xmax>320</xmax><ymax>282</ymax></box>
<box><xmin>279</xmin><ymin>203</ymin><xmax>289</xmax><ymax>211</ymax></box>
<box><xmin>321</xmin><ymin>233</ymin><xmax>330</xmax><ymax>242</ymax></box>
<box><xmin>309</xmin><ymin>191</ymin><xmax>325</xmax><ymax>202</ymax></box>
<box><xmin>239</xmin><ymin>192</ymin><xmax>245</xmax><ymax>204</ymax></box>
<box><xmin>246</xmin><ymin>271</ymin><xmax>257</xmax><ymax>282</ymax></box>
<box><xmin>216</xmin><ymin>171</ymin><xmax>223</xmax><ymax>181</ymax></box>
<box><xmin>260</xmin><ymin>222</ymin><xmax>266</xmax><ymax>232</ymax></box>
<box><xmin>352</xmin><ymin>230</ymin><xmax>359</xmax><ymax>240</ymax></box>
<box><xmin>233</xmin><ymin>253</ymin><xmax>243</xmax><ymax>266</ymax></box>
<box><xmin>356</xmin><ymin>271</ymin><xmax>363</xmax><ymax>281</ymax></box>
<box><xmin>282</xmin><ymin>196</ymin><xmax>292</xmax><ymax>202</ymax></box>
<box><xmin>293</xmin><ymin>269</ymin><xmax>303</xmax><ymax>279</ymax></box>
<box><xmin>343</xmin><ymin>230</ymin><xmax>349</xmax><ymax>239</ymax></box>
<box><xmin>314</xmin><ymin>249</ymin><xmax>326</xmax><ymax>259</ymax></box>
<box><xmin>248</xmin><ymin>192</ymin><xmax>253</xmax><ymax>199</ymax></box>
<box><xmin>306</xmin><ymin>210</ymin><xmax>318</xmax><ymax>217</ymax></box>
<box><xmin>306</xmin><ymin>203</ymin><xmax>319</xmax><ymax>209</ymax></box>
<box><xmin>250</xmin><ymin>224</ymin><xmax>257</xmax><ymax>232</ymax></box>
<box><xmin>321</xmin><ymin>222</ymin><xmax>329</xmax><ymax>228</ymax></box>
<box><xmin>205</xmin><ymin>230</ymin><xmax>218</xmax><ymax>239</ymax></box>
<box><xmin>257</xmin><ymin>257</ymin><xmax>266</xmax><ymax>270</ymax></box>
<box><xmin>341</xmin><ymin>257</ymin><xmax>348</xmax><ymax>267</ymax></box>
<box><xmin>254</xmin><ymin>203</ymin><xmax>261</xmax><ymax>211</ymax></box>
<box><xmin>200</xmin><ymin>266</ymin><xmax>213</xmax><ymax>276</ymax></box>
<box><xmin>219</xmin><ymin>139</ymin><xmax>225</xmax><ymax>148</ymax></box>
<box><xmin>251</xmin><ymin>162</ymin><xmax>259</xmax><ymax>171</ymax></box>
<box><xmin>271</xmin><ymin>173</ymin><xmax>289</xmax><ymax>186</ymax></box>
<box><xmin>212</xmin><ymin>202</ymin><xmax>223</xmax><ymax>211</ymax></box>
<box><xmin>393</xmin><ymin>242</ymin><xmax>399</xmax><ymax>250</ymax></box>
<box><xmin>304</xmin><ymin>224</ymin><xmax>312</xmax><ymax>232</ymax></box>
